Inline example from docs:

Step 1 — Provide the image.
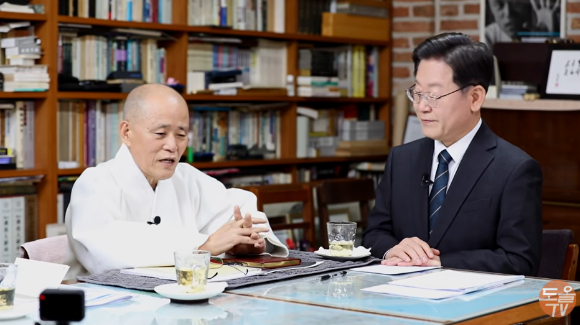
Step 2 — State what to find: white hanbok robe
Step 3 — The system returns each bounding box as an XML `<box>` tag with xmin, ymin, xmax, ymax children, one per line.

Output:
<box><xmin>65</xmin><ymin>144</ymin><xmax>288</xmax><ymax>276</ymax></box>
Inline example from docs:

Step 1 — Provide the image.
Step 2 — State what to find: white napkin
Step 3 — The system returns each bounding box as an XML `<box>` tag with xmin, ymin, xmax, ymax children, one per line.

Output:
<box><xmin>316</xmin><ymin>246</ymin><xmax>371</xmax><ymax>257</ymax></box>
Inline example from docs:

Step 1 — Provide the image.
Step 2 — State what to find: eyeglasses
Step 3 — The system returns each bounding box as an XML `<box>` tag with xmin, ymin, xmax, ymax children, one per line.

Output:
<box><xmin>209</xmin><ymin>257</ymin><xmax>250</xmax><ymax>279</ymax></box>
<box><xmin>406</xmin><ymin>84</ymin><xmax>471</xmax><ymax>108</ymax></box>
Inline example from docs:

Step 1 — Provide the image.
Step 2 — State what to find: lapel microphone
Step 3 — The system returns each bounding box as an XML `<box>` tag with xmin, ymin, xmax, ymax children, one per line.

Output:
<box><xmin>421</xmin><ymin>174</ymin><xmax>433</xmax><ymax>187</ymax></box>
<box><xmin>147</xmin><ymin>216</ymin><xmax>161</xmax><ymax>225</ymax></box>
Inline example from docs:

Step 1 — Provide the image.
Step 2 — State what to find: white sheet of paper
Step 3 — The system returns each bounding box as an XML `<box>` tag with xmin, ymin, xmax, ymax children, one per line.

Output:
<box><xmin>388</xmin><ymin>270</ymin><xmax>524</xmax><ymax>292</ymax></box>
<box><xmin>350</xmin><ymin>265</ymin><xmax>440</xmax><ymax>275</ymax></box>
<box><xmin>59</xmin><ymin>285</ymin><xmax>134</xmax><ymax>307</ymax></box>
<box><xmin>14</xmin><ymin>258</ymin><xmax>70</xmax><ymax>298</ymax></box>
<box><xmin>362</xmin><ymin>283</ymin><xmax>464</xmax><ymax>300</ymax></box>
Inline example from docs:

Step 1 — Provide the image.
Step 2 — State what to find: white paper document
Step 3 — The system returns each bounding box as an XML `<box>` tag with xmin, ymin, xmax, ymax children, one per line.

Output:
<box><xmin>14</xmin><ymin>258</ymin><xmax>70</xmax><ymax>298</ymax></box>
<box><xmin>388</xmin><ymin>270</ymin><xmax>524</xmax><ymax>293</ymax></box>
<box><xmin>350</xmin><ymin>265</ymin><xmax>441</xmax><ymax>275</ymax></box>
<box><xmin>59</xmin><ymin>285</ymin><xmax>134</xmax><ymax>307</ymax></box>
<box><xmin>362</xmin><ymin>283</ymin><xmax>464</xmax><ymax>300</ymax></box>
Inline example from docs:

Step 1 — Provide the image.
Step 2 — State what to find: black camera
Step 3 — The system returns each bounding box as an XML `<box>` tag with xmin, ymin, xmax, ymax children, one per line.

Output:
<box><xmin>39</xmin><ymin>289</ymin><xmax>85</xmax><ymax>324</ymax></box>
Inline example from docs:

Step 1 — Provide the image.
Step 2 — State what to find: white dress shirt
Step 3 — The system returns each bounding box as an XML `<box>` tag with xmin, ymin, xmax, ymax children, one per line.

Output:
<box><xmin>429</xmin><ymin>119</ymin><xmax>482</xmax><ymax>194</ymax></box>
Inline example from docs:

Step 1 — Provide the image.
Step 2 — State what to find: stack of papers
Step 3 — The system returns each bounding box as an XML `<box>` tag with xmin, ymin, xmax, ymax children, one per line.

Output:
<box><xmin>59</xmin><ymin>285</ymin><xmax>134</xmax><ymax>307</ymax></box>
<box><xmin>362</xmin><ymin>270</ymin><xmax>524</xmax><ymax>300</ymax></box>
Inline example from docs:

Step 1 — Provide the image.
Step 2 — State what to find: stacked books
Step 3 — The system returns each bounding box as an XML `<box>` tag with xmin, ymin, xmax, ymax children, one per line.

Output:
<box><xmin>0</xmin><ymin>64</ymin><xmax>49</xmax><ymax>92</ymax></box>
<box><xmin>0</xmin><ymin>36</ymin><xmax>49</xmax><ymax>92</ymax></box>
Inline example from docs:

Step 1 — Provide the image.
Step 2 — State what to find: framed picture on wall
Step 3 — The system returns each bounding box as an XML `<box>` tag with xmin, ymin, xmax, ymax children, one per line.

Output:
<box><xmin>542</xmin><ymin>44</ymin><xmax>580</xmax><ymax>99</ymax></box>
<box><xmin>480</xmin><ymin>0</ymin><xmax>566</xmax><ymax>51</ymax></box>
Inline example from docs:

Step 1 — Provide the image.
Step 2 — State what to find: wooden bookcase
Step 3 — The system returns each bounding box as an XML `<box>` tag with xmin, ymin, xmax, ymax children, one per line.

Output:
<box><xmin>0</xmin><ymin>0</ymin><xmax>392</xmax><ymax>239</ymax></box>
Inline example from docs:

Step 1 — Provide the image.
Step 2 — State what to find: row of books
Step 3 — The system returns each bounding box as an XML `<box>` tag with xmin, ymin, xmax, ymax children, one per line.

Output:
<box><xmin>298</xmin><ymin>45</ymin><xmax>378</xmax><ymax>98</ymax></box>
<box><xmin>0</xmin><ymin>101</ymin><xmax>35</xmax><ymax>169</ymax></box>
<box><xmin>57</xmin><ymin>100</ymin><xmax>124</xmax><ymax>169</ymax></box>
<box><xmin>189</xmin><ymin>105</ymin><xmax>282</xmax><ymax>162</ymax></box>
<box><xmin>59</xmin><ymin>0</ymin><xmax>173</xmax><ymax>24</ymax></box>
<box><xmin>0</xmin><ymin>177</ymin><xmax>39</xmax><ymax>264</ymax></box>
<box><xmin>186</xmin><ymin>37</ymin><xmax>377</xmax><ymax>98</ymax></box>
<box><xmin>186</xmin><ymin>38</ymin><xmax>287</xmax><ymax>94</ymax></box>
<box><xmin>59</xmin><ymin>33</ymin><xmax>166</xmax><ymax>84</ymax></box>
<box><xmin>57</xmin><ymin>100</ymin><xmax>287</xmax><ymax>168</ymax></box>
<box><xmin>296</xmin><ymin>105</ymin><xmax>386</xmax><ymax>158</ymax></box>
<box><xmin>188</xmin><ymin>0</ymin><xmax>285</xmax><ymax>33</ymax></box>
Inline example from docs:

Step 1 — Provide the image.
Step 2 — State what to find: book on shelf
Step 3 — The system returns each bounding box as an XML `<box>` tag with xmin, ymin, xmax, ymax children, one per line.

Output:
<box><xmin>187</xmin><ymin>0</ymin><xmax>285</xmax><ymax>33</ymax></box>
<box><xmin>59</xmin><ymin>0</ymin><xmax>173</xmax><ymax>24</ymax></box>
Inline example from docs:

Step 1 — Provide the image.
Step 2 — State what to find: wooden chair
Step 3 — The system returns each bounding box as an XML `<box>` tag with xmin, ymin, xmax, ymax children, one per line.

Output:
<box><xmin>526</xmin><ymin>229</ymin><xmax>579</xmax><ymax>325</ymax></box>
<box><xmin>538</xmin><ymin>229</ymin><xmax>579</xmax><ymax>281</ymax></box>
<box><xmin>243</xmin><ymin>183</ymin><xmax>316</xmax><ymax>249</ymax></box>
<box><xmin>315</xmin><ymin>178</ymin><xmax>376</xmax><ymax>248</ymax></box>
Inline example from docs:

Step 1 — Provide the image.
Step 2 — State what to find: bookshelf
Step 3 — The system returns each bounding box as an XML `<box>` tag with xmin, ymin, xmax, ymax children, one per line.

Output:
<box><xmin>1</xmin><ymin>0</ymin><xmax>392</xmax><ymax>239</ymax></box>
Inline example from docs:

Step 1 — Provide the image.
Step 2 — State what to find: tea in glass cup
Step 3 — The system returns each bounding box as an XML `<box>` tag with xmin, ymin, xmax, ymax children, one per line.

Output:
<box><xmin>174</xmin><ymin>250</ymin><xmax>210</xmax><ymax>293</ymax></box>
<box><xmin>327</xmin><ymin>221</ymin><xmax>357</xmax><ymax>257</ymax></box>
<box><xmin>0</xmin><ymin>264</ymin><xmax>18</xmax><ymax>311</ymax></box>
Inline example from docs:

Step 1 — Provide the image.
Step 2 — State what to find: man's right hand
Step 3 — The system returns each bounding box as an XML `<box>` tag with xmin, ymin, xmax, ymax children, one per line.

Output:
<box><xmin>199</xmin><ymin>218</ymin><xmax>269</xmax><ymax>256</ymax></box>
<box><xmin>383</xmin><ymin>237</ymin><xmax>439</xmax><ymax>266</ymax></box>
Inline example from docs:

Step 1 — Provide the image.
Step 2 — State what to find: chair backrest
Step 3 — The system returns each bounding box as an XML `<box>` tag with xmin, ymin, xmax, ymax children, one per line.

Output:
<box><xmin>316</xmin><ymin>178</ymin><xmax>376</xmax><ymax>248</ymax></box>
<box><xmin>244</xmin><ymin>183</ymin><xmax>316</xmax><ymax>248</ymax></box>
<box><xmin>538</xmin><ymin>229</ymin><xmax>579</xmax><ymax>280</ymax></box>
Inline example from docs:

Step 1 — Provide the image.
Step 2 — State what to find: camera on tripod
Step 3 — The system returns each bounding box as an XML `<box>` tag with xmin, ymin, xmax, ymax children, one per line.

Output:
<box><xmin>38</xmin><ymin>289</ymin><xmax>85</xmax><ymax>325</ymax></box>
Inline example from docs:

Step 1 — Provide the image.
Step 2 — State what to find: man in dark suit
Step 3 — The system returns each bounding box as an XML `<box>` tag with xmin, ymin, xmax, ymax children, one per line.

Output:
<box><xmin>361</xmin><ymin>33</ymin><xmax>542</xmax><ymax>276</ymax></box>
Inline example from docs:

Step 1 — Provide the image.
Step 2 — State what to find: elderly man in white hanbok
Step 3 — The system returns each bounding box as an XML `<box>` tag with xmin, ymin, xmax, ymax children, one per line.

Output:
<box><xmin>65</xmin><ymin>84</ymin><xmax>288</xmax><ymax>276</ymax></box>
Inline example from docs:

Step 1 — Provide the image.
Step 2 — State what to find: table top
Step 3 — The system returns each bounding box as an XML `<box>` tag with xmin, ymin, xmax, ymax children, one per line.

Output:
<box><xmin>230</xmin><ymin>269</ymin><xmax>580</xmax><ymax>323</ymax></box>
<box><xmin>14</xmin><ymin>283</ymin><xmax>438</xmax><ymax>325</ymax></box>
<box><xmin>9</xmin><ymin>268</ymin><xmax>580</xmax><ymax>325</ymax></box>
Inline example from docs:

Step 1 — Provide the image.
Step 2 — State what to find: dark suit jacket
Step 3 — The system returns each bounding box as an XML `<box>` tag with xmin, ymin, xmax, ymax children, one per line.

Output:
<box><xmin>362</xmin><ymin>121</ymin><xmax>543</xmax><ymax>276</ymax></box>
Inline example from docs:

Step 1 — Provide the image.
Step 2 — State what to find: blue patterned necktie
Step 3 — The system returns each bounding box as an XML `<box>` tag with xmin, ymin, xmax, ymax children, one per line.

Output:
<box><xmin>429</xmin><ymin>149</ymin><xmax>452</xmax><ymax>237</ymax></box>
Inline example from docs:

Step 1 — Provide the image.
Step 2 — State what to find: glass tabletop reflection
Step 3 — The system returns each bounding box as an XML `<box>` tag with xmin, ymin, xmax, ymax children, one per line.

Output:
<box><xmin>229</xmin><ymin>270</ymin><xmax>580</xmax><ymax>323</ymax></box>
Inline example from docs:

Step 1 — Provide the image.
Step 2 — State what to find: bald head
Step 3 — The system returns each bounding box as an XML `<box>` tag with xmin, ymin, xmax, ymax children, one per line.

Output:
<box><xmin>119</xmin><ymin>83</ymin><xmax>190</xmax><ymax>188</ymax></box>
<box><xmin>123</xmin><ymin>84</ymin><xmax>187</xmax><ymax>123</ymax></box>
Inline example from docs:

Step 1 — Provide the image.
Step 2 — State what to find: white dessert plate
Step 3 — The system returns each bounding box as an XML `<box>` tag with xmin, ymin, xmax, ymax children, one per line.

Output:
<box><xmin>154</xmin><ymin>282</ymin><xmax>227</xmax><ymax>302</ymax></box>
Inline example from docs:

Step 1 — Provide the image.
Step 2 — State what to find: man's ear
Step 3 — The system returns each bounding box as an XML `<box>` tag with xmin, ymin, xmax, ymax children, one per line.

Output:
<box><xmin>119</xmin><ymin>121</ymin><xmax>131</xmax><ymax>147</ymax></box>
<box><xmin>469</xmin><ymin>85</ymin><xmax>486</xmax><ymax>114</ymax></box>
